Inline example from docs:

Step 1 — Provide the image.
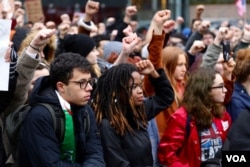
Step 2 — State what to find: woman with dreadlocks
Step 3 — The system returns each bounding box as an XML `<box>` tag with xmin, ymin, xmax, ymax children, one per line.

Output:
<box><xmin>92</xmin><ymin>59</ymin><xmax>174</xmax><ymax>167</ymax></box>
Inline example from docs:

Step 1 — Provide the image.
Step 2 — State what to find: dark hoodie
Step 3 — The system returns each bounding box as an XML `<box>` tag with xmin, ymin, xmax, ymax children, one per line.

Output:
<box><xmin>226</xmin><ymin>82</ymin><xmax>250</xmax><ymax>122</ymax></box>
<box><xmin>19</xmin><ymin>76</ymin><xmax>105</xmax><ymax>167</ymax></box>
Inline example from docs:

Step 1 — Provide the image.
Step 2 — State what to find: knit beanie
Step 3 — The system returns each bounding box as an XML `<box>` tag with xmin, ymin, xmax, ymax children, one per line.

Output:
<box><xmin>63</xmin><ymin>34</ymin><xmax>96</xmax><ymax>57</ymax></box>
<box><xmin>103</xmin><ymin>41</ymin><xmax>122</xmax><ymax>60</ymax></box>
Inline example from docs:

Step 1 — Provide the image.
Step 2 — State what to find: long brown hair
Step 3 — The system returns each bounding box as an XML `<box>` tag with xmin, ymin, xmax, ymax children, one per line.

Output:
<box><xmin>162</xmin><ymin>46</ymin><xmax>188</xmax><ymax>106</ymax></box>
<box><xmin>181</xmin><ymin>67</ymin><xmax>224</xmax><ymax>131</ymax></box>
<box><xmin>92</xmin><ymin>63</ymin><xmax>147</xmax><ymax>136</ymax></box>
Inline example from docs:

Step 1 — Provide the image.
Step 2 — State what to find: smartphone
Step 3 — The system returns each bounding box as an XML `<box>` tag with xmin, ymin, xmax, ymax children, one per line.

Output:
<box><xmin>221</xmin><ymin>40</ymin><xmax>230</xmax><ymax>62</ymax></box>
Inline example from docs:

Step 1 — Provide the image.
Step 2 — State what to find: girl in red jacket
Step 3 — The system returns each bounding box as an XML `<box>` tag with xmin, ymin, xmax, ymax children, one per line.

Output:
<box><xmin>158</xmin><ymin>67</ymin><xmax>231</xmax><ymax>167</ymax></box>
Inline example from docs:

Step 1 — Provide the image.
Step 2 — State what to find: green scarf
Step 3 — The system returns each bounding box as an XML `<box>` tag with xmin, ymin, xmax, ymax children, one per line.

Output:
<box><xmin>56</xmin><ymin>91</ymin><xmax>76</xmax><ymax>163</ymax></box>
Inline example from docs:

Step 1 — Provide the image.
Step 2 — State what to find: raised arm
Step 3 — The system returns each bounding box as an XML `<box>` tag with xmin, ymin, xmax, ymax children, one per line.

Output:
<box><xmin>185</xmin><ymin>20</ymin><xmax>210</xmax><ymax>51</ymax></box>
<box><xmin>143</xmin><ymin>10</ymin><xmax>173</xmax><ymax>96</ymax></box>
<box><xmin>113</xmin><ymin>33</ymin><xmax>141</xmax><ymax>66</ymax></box>
<box><xmin>201</xmin><ymin>26</ymin><xmax>230</xmax><ymax>68</ymax></box>
<box><xmin>4</xmin><ymin>29</ymin><xmax>56</xmax><ymax>118</ymax></box>
<box><xmin>78</xmin><ymin>0</ymin><xmax>99</xmax><ymax>35</ymax></box>
<box><xmin>114</xmin><ymin>5</ymin><xmax>137</xmax><ymax>42</ymax></box>
<box><xmin>136</xmin><ymin>60</ymin><xmax>174</xmax><ymax>120</ymax></box>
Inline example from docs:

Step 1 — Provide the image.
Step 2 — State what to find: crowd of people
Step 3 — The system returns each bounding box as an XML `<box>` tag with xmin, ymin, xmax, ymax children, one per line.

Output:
<box><xmin>1</xmin><ymin>1</ymin><xmax>250</xmax><ymax>167</ymax></box>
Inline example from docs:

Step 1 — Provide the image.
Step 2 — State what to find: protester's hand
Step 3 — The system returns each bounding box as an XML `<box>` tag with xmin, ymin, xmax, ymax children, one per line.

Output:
<box><xmin>241</xmin><ymin>24</ymin><xmax>250</xmax><ymax>43</ymax></box>
<box><xmin>123</xmin><ymin>25</ymin><xmax>133</xmax><ymax>36</ymax></box>
<box><xmin>136</xmin><ymin>60</ymin><xmax>159</xmax><ymax>78</ymax></box>
<box><xmin>150</xmin><ymin>10</ymin><xmax>171</xmax><ymax>34</ymax></box>
<box><xmin>231</xmin><ymin>26</ymin><xmax>242</xmax><ymax>43</ymax></box>
<box><xmin>125</xmin><ymin>5</ymin><xmax>137</xmax><ymax>17</ymax></box>
<box><xmin>220</xmin><ymin>57</ymin><xmax>236</xmax><ymax>80</ymax></box>
<box><xmin>85</xmin><ymin>0</ymin><xmax>99</xmax><ymax>21</ymax></box>
<box><xmin>60</xmin><ymin>13</ymin><xmax>70</xmax><ymax>22</ymax></box>
<box><xmin>163</xmin><ymin>19</ymin><xmax>176</xmax><ymax>34</ymax></box>
<box><xmin>28</xmin><ymin>29</ymin><xmax>56</xmax><ymax>53</ymax></box>
<box><xmin>4</xmin><ymin>42</ymin><xmax>13</xmax><ymax>63</ymax></box>
<box><xmin>72</xmin><ymin>14</ymin><xmax>80</xmax><ymax>24</ymax></box>
<box><xmin>196</xmin><ymin>4</ymin><xmax>205</xmax><ymax>16</ymax></box>
<box><xmin>110</xmin><ymin>29</ymin><xmax>118</xmax><ymax>41</ymax></box>
<box><xmin>192</xmin><ymin>20</ymin><xmax>201</xmax><ymax>31</ymax></box>
<box><xmin>98</xmin><ymin>22</ymin><xmax>106</xmax><ymax>35</ymax></box>
<box><xmin>121</xmin><ymin>33</ymin><xmax>141</xmax><ymax>55</ymax></box>
<box><xmin>13</xmin><ymin>8</ymin><xmax>25</xmax><ymax>19</ymax></box>
<box><xmin>214</xmin><ymin>27</ymin><xmax>232</xmax><ymax>46</ymax></box>
<box><xmin>4</xmin><ymin>48</ymin><xmax>11</xmax><ymax>63</ymax></box>
<box><xmin>106</xmin><ymin>17</ymin><xmax>115</xmax><ymax>26</ymax></box>
<box><xmin>223</xmin><ymin>57</ymin><xmax>236</xmax><ymax>74</ymax></box>
<box><xmin>124</xmin><ymin>6</ymin><xmax>137</xmax><ymax>23</ymax></box>
<box><xmin>58</xmin><ymin>23</ymin><xmax>70</xmax><ymax>39</ymax></box>
<box><xmin>198</xmin><ymin>20</ymin><xmax>210</xmax><ymax>34</ymax></box>
<box><xmin>45</xmin><ymin>21</ymin><xmax>56</xmax><ymax>29</ymax></box>
<box><xmin>188</xmin><ymin>40</ymin><xmax>205</xmax><ymax>55</ymax></box>
<box><xmin>176</xmin><ymin>16</ymin><xmax>184</xmax><ymax>24</ymax></box>
<box><xmin>113</xmin><ymin>33</ymin><xmax>141</xmax><ymax>65</ymax></box>
<box><xmin>152</xmin><ymin>10</ymin><xmax>171</xmax><ymax>28</ymax></box>
<box><xmin>136</xmin><ymin>59</ymin><xmax>154</xmax><ymax>74</ymax></box>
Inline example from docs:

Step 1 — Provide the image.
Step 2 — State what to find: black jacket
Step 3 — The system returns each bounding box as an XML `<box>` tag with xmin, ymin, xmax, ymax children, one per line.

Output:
<box><xmin>100</xmin><ymin>69</ymin><xmax>174</xmax><ymax>167</ymax></box>
<box><xmin>19</xmin><ymin>76</ymin><xmax>105</xmax><ymax>167</ymax></box>
<box><xmin>224</xmin><ymin>106</ymin><xmax>250</xmax><ymax>151</ymax></box>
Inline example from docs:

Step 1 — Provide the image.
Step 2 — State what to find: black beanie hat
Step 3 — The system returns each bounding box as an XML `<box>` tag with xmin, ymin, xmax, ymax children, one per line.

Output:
<box><xmin>63</xmin><ymin>34</ymin><xmax>96</xmax><ymax>57</ymax></box>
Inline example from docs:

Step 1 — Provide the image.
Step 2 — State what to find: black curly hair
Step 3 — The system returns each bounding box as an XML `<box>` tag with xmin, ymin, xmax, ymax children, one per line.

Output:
<box><xmin>50</xmin><ymin>52</ymin><xmax>91</xmax><ymax>90</ymax></box>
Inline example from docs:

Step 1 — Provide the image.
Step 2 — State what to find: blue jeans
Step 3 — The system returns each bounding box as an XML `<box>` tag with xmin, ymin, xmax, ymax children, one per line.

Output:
<box><xmin>147</xmin><ymin>118</ymin><xmax>161</xmax><ymax>167</ymax></box>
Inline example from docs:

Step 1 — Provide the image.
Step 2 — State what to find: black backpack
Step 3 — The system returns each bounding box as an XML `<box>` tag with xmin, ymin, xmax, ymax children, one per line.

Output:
<box><xmin>4</xmin><ymin>103</ymin><xmax>90</xmax><ymax>166</ymax></box>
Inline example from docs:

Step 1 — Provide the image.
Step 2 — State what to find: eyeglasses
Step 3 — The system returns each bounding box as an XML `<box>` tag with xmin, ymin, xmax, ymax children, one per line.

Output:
<box><xmin>211</xmin><ymin>85</ymin><xmax>226</xmax><ymax>91</ymax></box>
<box><xmin>69</xmin><ymin>78</ymin><xmax>97</xmax><ymax>89</ymax></box>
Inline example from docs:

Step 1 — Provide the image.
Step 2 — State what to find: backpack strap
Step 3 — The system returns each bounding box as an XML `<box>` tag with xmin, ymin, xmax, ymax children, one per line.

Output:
<box><xmin>38</xmin><ymin>103</ymin><xmax>65</xmax><ymax>143</ymax></box>
<box><xmin>185</xmin><ymin>113</ymin><xmax>202</xmax><ymax>141</ymax></box>
<box><xmin>0</xmin><ymin>116</ymin><xmax>13</xmax><ymax>164</ymax></box>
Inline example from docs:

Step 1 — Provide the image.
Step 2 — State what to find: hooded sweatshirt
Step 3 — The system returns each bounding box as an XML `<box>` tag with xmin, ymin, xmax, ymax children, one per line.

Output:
<box><xmin>226</xmin><ymin>81</ymin><xmax>250</xmax><ymax>122</ymax></box>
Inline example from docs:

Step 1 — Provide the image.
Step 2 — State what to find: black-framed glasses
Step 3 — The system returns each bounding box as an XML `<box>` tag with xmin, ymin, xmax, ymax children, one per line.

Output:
<box><xmin>69</xmin><ymin>78</ymin><xmax>97</xmax><ymax>89</ymax></box>
<box><xmin>211</xmin><ymin>85</ymin><xmax>226</xmax><ymax>91</ymax></box>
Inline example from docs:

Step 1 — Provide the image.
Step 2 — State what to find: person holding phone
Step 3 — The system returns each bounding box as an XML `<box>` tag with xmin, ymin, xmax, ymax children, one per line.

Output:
<box><xmin>201</xmin><ymin>26</ymin><xmax>236</xmax><ymax>104</ymax></box>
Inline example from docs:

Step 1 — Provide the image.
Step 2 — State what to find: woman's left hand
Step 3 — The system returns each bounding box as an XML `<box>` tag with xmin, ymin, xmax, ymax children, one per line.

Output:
<box><xmin>136</xmin><ymin>60</ymin><xmax>159</xmax><ymax>78</ymax></box>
